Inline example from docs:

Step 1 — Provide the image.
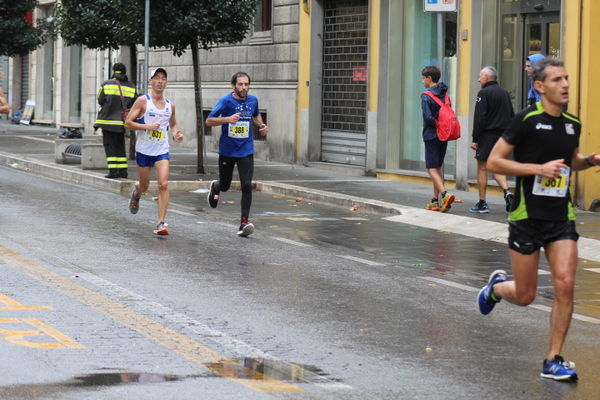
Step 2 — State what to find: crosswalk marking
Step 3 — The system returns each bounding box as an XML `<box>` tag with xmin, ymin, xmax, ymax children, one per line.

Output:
<box><xmin>272</xmin><ymin>237</ymin><xmax>313</xmax><ymax>247</ymax></box>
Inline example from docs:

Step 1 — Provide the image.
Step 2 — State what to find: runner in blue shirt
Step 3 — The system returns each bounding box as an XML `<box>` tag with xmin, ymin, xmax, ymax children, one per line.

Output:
<box><xmin>206</xmin><ymin>72</ymin><xmax>268</xmax><ymax>237</ymax></box>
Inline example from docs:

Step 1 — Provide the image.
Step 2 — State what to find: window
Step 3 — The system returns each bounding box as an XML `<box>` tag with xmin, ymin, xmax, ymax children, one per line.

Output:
<box><xmin>254</xmin><ymin>0</ymin><xmax>272</xmax><ymax>32</ymax></box>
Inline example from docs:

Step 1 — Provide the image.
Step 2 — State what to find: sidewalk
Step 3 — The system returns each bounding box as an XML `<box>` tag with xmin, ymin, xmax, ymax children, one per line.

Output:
<box><xmin>1</xmin><ymin>121</ymin><xmax>599</xmax><ymax>246</ymax></box>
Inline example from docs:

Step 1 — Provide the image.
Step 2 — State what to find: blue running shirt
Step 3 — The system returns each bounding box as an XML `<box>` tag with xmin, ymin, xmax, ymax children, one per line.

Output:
<box><xmin>208</xmin><ymin>93</ymin><xmax>260</xmax><ymax>157</ymax></box>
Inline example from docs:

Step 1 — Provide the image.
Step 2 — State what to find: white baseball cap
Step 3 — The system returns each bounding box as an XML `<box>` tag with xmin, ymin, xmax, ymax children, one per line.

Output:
<box><xmin>150</xmin><ymin>67</ymin><xmax>167</xmax><ymax>79</ymax></box>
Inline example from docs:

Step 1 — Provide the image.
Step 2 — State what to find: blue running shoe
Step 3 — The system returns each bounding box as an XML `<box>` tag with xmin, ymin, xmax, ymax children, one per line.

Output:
<box><xmin>541</xmin><ymin>355</ymin><xmax>578</xmax><ymax>382</ymax></box>
<box><xmin>470</xmin><ymin>200</ymin><xmax>489</xmax><ymax>213</ymax></box>
<box><xmin>477</xmin><ymin>269</ymin><xmax>507</xmax><ymax>315</ymax></box>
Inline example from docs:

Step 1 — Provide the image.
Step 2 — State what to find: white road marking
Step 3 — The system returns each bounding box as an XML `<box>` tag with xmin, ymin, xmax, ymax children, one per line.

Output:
<box><xmin>584</xmin><ymin>268</ymin><xmax>600</xmax><ymax>273</ymax></box>
<box><xmin>272</xmin><ymin>237</ymin><xmax>313</xmax><ymax>247</ymax></box>
<box><xmin>419</xmin><ymin>277</ymin><xmax>600</xmax><ymax>324</ymax></box>
<box><xmin>168</xmin><ymin>208</ymin><xmax>197</xmax><ymax>217</ymax></box>
<box><xmin>287</xmin><ymin>217</ymin><xmax>314</xmax><ymax>221</ymax></box>
<box><xmin>337</xmin><ymin>255</ymin><xmax>385</xmax><ymax>266</ymax></box>
<box><xmin>383</xmin><ymin>207</ymin><xmax>600</xmax><ymax>263</ymax></box>
<box><xmin>314</xmin><ymin>217</ymin><xmax>340</xmax><ymax>221</ymax></box>
<box><xmin>538</xmin><ymin>269</ymin><xmax>551</xmax><ymax>275</ymax></box>
<box><xmin>342</xmin><ymin>217</ymin><xmax>369</xmax><ymax>221</ymax></box>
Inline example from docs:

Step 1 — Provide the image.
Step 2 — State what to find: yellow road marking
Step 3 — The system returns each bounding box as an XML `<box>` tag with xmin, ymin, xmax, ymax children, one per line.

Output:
<box><xmin>0</xmin><ymin>293</ymin><xmax>53</xmax><ymax>310</ymax></box>
<box><xmin>0</xmin><ymin>318</ymin><xmax>85</xmax><ymax>348</ymax></box>
<box><xmin>0</xmin><ymin>244</ymin><xmax>303</xmax><ymax>393</ymax></box>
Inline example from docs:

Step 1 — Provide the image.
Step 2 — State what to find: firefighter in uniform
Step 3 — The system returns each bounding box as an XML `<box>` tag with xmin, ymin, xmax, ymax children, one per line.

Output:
<box><xmin>94</xmin><ymin>62</ymin><xmax>138</xmax><ymax>179</ymax></box>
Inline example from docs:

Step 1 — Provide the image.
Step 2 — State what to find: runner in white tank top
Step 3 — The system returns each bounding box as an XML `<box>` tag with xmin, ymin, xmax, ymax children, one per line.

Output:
<box><xmin>135</xmin><ymin>94</ymin><xmax>172</xmax><ymax>156</ymax></box>
<box><xmin>124</xmin><ymin>68</ymin><xmax>183</xmax><ymax>236</ymax></box>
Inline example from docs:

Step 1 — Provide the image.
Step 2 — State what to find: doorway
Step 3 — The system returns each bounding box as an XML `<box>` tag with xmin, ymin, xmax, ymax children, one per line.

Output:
<box><xmin>498</xmin><ymin>0</ymin><xmax>561</xmax><ymax>110</ymax></box>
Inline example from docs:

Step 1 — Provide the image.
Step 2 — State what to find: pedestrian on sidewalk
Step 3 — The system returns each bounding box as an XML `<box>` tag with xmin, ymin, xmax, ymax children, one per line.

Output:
<box><xmin>94</xmin><ymin>62</ymin><xmax>138</xmax><ymax>179</ymax></box>
<box><xmin>124</xmin><ymin>68</ymin><xmax>184</xmax><ymax>236</ymax></box>
<box><xmin>470</xmin><ymin>66</ymin><xmax>514</xmax><ymax>213</ymax></box>
<box><xmin>205</xmin><ymin>72</ymin><xmax>268</xmax><ymax>237</ymax></box>
<box><xmin>478</xmin><ymin>58</ymin><xmax>600</xmax><ymax>382</ymax></box>
<box><xmin>420</xmin><ymin>66</ymin><xmax>455</xmax><ymax>213</ymax></box>
<box><xmin>525</xmin><ymin>53</ymin><xmax>545</xmax><ymax>107</ymax></box>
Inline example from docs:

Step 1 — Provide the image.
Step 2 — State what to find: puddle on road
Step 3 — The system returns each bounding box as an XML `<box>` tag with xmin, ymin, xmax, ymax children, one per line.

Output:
<box><xmin>0</xmin><ymin>358</ymin><xmax>336</xmax><ymax>398</ymax></box>
<box><xmin>204</xmin><ymin>358</ymin><xmax>334</xmax><ymax>383</ymax></box>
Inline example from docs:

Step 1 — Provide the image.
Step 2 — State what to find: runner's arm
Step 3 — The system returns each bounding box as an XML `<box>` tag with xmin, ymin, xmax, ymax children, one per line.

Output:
<box><xmin>571</xmin><ymin>149</ymin><xmax>600</xmax><ymax>172</ymax></box>
<box><xmin>124</xmin><ymin>96</ymin><xmax>160</xmax><ymax>131</ymax></box>
<box><xmin>206</xmin><ymin>113</ymin><xmax>239</xmax><ymax>127</ymax></box>
<box><xmin>487</xmin><ymin>137</ymin><xmax>568</xmax><ymax>178</ymax></box>
<box><xmin>252</xmin><ymin>115</ymin><xmax>268</xmax><ymax>136</ymax></box>
<box><xmin>169</xmin><ymin>103</ymin><xmax>183</xmax><ymax>143</ymax></box>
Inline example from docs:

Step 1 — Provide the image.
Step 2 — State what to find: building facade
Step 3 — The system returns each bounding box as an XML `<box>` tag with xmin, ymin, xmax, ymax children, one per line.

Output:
<box><xmin>3</xmin><ymin>0</ymin><xmax>599</xmax><ymax>209</ymax></box>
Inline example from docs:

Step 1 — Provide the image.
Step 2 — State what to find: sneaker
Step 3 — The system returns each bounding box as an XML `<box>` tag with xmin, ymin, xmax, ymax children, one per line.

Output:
<box><xmin>504</xmin><ymin>191</ymin><xmax>514</xmax><ymax>212</ymax></box>
<box><xmin>426</xmin><ymin>199</ymin><xmax>440</xmax><ymax>211</ymax></box>
<box><xmin>469</xmin><ymin>200</ymin><xmax>490</xmax><ymax>213</ymax></box>
<box><xmin>477</xmin><ymin>269</ymin><xmax>507</xmax><ymax>315</ymax></box>
<box><xmin>541</xmin><ymin>355</ymin><xmax>578</xmax><ymax>381</ymax></box>
<box><xmin>129</xmin><ymin>186</ymin><xmax>140</xmax><ymax>214</ymax></box>
<box><xmin>207</xmin><ymin>180</ymin><xmax>219</xmax><ymax>208</ymax></box>
<box><xmin>153</xmin><ymin>222</ymin><xmax>169</xmax><ymax>236</ymax></box>
<box><xmin>440</xmin><ymin>192</ymin><xmax>455</xmax><ymax>213</ymax></box>
<box><xmin>237</xmin><ymin>217</ymin><xmax>254</xmax><ymax>237</ymax></box>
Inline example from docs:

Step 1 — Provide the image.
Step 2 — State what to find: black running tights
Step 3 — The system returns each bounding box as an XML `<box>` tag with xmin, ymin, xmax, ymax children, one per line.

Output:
<box><xmin>216</xmin><ymin>154</ymin><xmax>254</xmax><ymax>219</ymax></box>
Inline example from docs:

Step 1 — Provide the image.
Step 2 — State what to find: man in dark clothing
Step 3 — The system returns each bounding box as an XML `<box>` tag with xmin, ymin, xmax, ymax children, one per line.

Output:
<box><xmin>470</xmin><ymin>66</ymin><xmax>515</xmax><ymax>213</ymax></box>
<box><xmin>94</xmin><ymin>62</ymin><xmax>138</xmax><ymax>179</ymax></box>
<box><xmin>421</xmin><ymin>65</ymin><xmax>455</xmax><ymax>213</ymax></box>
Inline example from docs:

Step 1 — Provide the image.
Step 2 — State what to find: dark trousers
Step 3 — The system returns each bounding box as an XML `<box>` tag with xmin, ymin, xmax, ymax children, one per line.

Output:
<box><xmin>102</xmin><ymin>129</ymin><xmax>128</xmax><ymax>175</ymax></box>
<box><xmin>216</xmin><ymin>154</ymin><xmax>254</xmax><ymax>219</ymax></box>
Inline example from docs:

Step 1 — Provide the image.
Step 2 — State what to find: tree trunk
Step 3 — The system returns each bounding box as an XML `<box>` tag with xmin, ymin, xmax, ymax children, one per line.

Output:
<box><xmin>191</xmin><ymin>39</ymin><xmax>206</xmax><ymax>174</ymax></box>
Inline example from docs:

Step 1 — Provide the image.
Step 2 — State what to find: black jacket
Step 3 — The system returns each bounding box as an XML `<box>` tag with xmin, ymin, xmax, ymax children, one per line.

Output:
<box><xmin>94</xmin><ymin>77</ymin><xmax>137</xmax><ymax>133</ymax></box>
<box><xmin>472</xmin><ymin>81</ymin><xmax>514</xmax><ymax>143</ymax></box>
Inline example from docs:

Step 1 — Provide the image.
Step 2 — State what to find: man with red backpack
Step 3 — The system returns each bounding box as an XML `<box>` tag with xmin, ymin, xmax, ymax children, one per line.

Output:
<box><xmin>420</xmin><ymin>65</ymin><xmax>456</xmax><ymax>212</ymax></box>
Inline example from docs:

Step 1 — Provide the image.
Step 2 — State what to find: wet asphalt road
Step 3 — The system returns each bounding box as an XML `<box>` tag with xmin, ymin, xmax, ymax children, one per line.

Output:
<box><xmin>1</xmin><ymin>166</ymin><xmax>599</xmax><ymax>399</ymax></box>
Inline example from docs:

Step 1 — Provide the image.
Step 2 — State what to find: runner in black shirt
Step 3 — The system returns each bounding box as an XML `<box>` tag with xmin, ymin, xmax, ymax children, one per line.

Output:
<box><xmin>477</xmin><ymin>58</ymin><xmax>600</xmax><ymax>382</ymax></box>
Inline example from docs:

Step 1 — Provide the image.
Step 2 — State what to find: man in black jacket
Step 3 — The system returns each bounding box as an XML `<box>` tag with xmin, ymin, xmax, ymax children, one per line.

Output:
<box><xmin>470</xmin><ymin>66</ymin><xmax>514</xmax><ymax>213</ymax></box>
<box><xmin>94</xmin><ymin>63</ymin><xmax>138</xmax><ymax>179</ymax></box>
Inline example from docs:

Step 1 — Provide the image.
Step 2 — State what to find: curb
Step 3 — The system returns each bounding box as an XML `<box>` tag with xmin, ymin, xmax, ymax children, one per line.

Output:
<box><xmin>0</xmin><ymin>151</ymin><xmax>402</xmax><ymax>215</ymax></box>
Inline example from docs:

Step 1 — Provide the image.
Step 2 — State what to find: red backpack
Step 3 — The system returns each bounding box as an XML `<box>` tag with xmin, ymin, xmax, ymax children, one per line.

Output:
<box><xmin>422</xmin><ymin>91</ymin><xmax>461</xmax><ymax>141</ymax></box>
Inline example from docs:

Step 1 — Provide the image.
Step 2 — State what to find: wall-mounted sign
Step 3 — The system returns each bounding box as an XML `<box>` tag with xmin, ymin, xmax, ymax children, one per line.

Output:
<box><xmin>424</xmin><ymin>0</ymin><xmax>458</xmax><ymax>12</ymax></box>
<box><xmin>353</xmin><ymin>66</ymin><xmax>367</xmax><ymax>82</ymax></box>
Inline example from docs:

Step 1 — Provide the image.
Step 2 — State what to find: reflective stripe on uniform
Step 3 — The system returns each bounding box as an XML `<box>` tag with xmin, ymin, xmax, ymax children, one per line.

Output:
<box><xmin>95</xmin><ymin>119</ymin><xmax>124</xmax><ymax>126</ymax></box>
<box><xmin>103</xmin><ymin>84</ymin><xmax>136</xmax><ymax>97</ymax></box>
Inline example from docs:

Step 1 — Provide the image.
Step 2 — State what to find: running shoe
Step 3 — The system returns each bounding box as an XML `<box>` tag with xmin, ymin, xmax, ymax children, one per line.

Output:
<box><xmin>504</xmin><ymin>190</ymin><xmax>514</xmax><ymax>212</ymax></box>
<box><xmin>153</xmin><ymin>222</ymin><xmax>169</xmax><ymax>236</ymax></box>
<box><xmin>207</xmin><ymin>180</ymin><xmax>220</xmax><ymax>208</ymax></box>
<box><xmin>469</xmin><ymin>200</ymin><xmax>490</xmax><ymax>213</ymax></box>
<box><xmin>541</xmin><ymin>355</ymin><xmax>578</xmax><ymax>382</ymax></box>
<box><xmin>237</xmin><ymin>217</ymin><xmax>254</xmax><ymax>237</ymax></box>
<box><xmin>440</xmin><ymin>192</ymin><xmax>455</xmax><ymax>213</ymax></box>
<box><xmin>129</xmin><ymin>186</ymin><xmax>140</xmax><ymax>214</ymax></box>
<box><xmin>477</xmin><ymin>269</ymin><xmax>507</xmax><ymax>315</ymax></box>
<box><xmin>426</xmin><ymin>199</ymin><xmax>440</xmax><ymax>211</ymax></box>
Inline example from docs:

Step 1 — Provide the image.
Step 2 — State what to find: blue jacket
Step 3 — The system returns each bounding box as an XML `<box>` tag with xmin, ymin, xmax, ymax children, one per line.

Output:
<box><xmin>527</xmin><ymin>54</ymin><xmax>545</xmax><ymax>105</ymax></box>
<box><xmin>421</xmin><ymin>82</ymin><xmax>449</xmax><ymax>141</ymax></box>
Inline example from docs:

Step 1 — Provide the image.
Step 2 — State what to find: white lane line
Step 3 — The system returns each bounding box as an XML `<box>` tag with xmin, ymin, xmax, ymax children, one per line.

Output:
<box><xmin>271</xmin><ymin>237</ymin><xmax>313</xmax><ymax>247</ymax></box>
<box><xmin>287</xmin><ymin>217</ymin><xmax>314</xmax><ymax>221</ymax></box>
<box><xmin>420</xmin><ymin>277</ymin><xmax>600</xmax><ymax>325</ymax></box>
<box><xmin>421</xmin><ymin>277</ymin><xmax>479</xmax><ymax>292</ymax></box>
<box><xmin>337</xmin><ymin>255</ymin><xmax>385</xmax><ymax>266</ymax></box>
<box><xmin>314</xmin><ymin>217</ymin><xmax>341</xmax><ymax>221</ymax></box>
<box><xmin>584</xmin><ymin>268</ymin><xmax>600</xmax><ymax>273</ymax></box>
<box><xmin>342</xmin><ymin>217</ymin><xmax>369</xmax><ymax>221</ymax></box>
<box><xmin>538</xmin><ymin>269</ymin><xmax>551</xmax><ymax>276</ymax></box>
<box><xmin>383</xmin><ymin>207</ymin><xmax>600</xmax><ymax>263</ymax></box>
<box><xmin>168</xmin><ymin>208</ymin><xmax>197</xmax><ymax>217</ymax></box>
